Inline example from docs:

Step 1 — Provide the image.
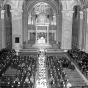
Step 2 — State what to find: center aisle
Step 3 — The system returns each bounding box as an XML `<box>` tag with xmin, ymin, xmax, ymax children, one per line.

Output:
<box><xmin>34</xmin><ymin>52</ymin><xmax>49</xmax><ymax>88</ymax></box>
<box><xmin>45</xmin><ymin>55</ymin><xmax>50</xmax><ymax>88</ymax></box>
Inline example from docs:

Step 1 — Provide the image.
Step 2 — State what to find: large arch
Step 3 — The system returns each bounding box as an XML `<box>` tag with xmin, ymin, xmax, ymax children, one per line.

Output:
<box><xmin>71</xmin><ymin>2</ymin><xmax>82</xmax><ymax>10</ymax></box>
<box><xmin>22</xmin><ymin>0</ymin><xmax>62</xmax><ymax>48</ymax></box>
<box><xmin>3</xmin><ymin>0</ymin><xmax>24</xmax><ymax>9</ymax></box>
<box><xmin>26</xmin><ymin>0</ymin><xmax>60</xmax><ymax>16</ymax></box>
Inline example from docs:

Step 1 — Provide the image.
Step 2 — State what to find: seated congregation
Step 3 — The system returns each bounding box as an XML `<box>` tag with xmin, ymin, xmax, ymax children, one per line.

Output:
<box><xmin>0</xmin><ymin>48</ymin><xmax>88</xmax><ymax>88</ymax></box>
<box><xmin>68</xmin><ymin>49</ymin><xmax>88</xmax><ymax>77</ymax></box>
<box><xmin>0</xmin><ymin>48</ymin><xmax>37</xmax><ymax>88</ymax></box>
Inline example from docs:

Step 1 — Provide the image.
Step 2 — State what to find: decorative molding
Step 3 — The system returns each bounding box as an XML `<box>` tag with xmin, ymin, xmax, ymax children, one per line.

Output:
<box><xmin>34</xmin><ymin>2</ymin><xmax>51</xmax><ymax>15</ymax></box>
<box><xmin>10</xmin><ymin>9</ymin><xmax>23</xmax><ymax>19</ymax></box>
<box><xmin>61</xmin><ymin>10</ymin><xmax>74</xmax><ymax>17</ymax></box>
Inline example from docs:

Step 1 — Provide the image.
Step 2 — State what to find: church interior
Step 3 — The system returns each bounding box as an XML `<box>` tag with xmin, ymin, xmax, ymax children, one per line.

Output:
<box><xmin>0</xmin><ymin>0</ymin><xmax>88</xmax><ymax>88</ymax></box>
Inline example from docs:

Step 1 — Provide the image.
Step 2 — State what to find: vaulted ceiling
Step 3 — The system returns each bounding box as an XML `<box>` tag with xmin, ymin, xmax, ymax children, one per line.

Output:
<box><xmin>0</xmin><ymin>0</ymin><xmax>88</xmax><ymax>4</ymax></box>
<box><xmin>0</xmin><ymin>0</ymin><xmax>88</xmax><ymax>10</ymax></box>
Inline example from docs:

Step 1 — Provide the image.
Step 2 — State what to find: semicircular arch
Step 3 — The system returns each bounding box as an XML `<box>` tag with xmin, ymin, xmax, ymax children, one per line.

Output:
<box><xmin>26</xmin><ymin>0</ymin><xmax>59</xmax><ymax>16</ymax></box>
<box><xmin>71</xmin><ymin>1</ymin><xmax>82</xmax><ymax>10</ymax></box>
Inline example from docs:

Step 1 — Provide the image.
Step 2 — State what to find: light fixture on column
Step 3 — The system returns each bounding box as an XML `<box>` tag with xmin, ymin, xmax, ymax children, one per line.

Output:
<box><xmin>28</xmin><ymin>15</ymin><xmax>31</xmax><ymax>24</ymax></box>
<box><xmin>53</xmin><ymin>15</ymin><xmax>56</xmax><ymax>25</ymax></box>
<box><xmin>1</xmin><ymin>10</ymin><xmax>5</xmax><ymax>19</ymax></box>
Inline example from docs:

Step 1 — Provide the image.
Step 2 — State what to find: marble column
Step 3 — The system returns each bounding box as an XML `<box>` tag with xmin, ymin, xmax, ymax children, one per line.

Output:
<box><xmin>10</xmin><ymin>9</ymin><xmax>23</xmax><ymax>49</ymax></box>
<box><xmin>78</xmin><ymin>11</ymin><xmax>83</xmax><ymax>50</ymax></box>
<box><xmin>0</xmin><ymin>9</ymin><xmax>2</xmax><ymax>49</ymax></box>
<box><xmin>56</xmin><ymin>15</ymin><xmax>58</xmax><ymax>44</ymax></box>
<box><xmin>47</xmin><ymin>26</ymin><xmax>49</xmax><ymax>44</ymax></box>
<box><xmin>61</xmin><ymin>10</ymin><xmax>74</xmax><ymax>50</ymax></box>
<box><xmin>81</xmin><ymin>9</ymin><xmax>87</xmax><ymax>51</ymax></box>
<box><xmin>23</xmin><ymin>11</ymin><xmax>28</xmax><ymax>42</ymax></box>
<box><xmin>0</xmin><ymin>10</ymin><xmax>5</xmax><ymax>48</ymax></box>
<box><xmin>85</xmin><ymin>8</ymin><xmax>88</xmax><ymax>53</ymax></box>
<box><xmin>56</xmin><ymin>15</ymin><xmax>59</xmax><ymax>44</ymax></box>
<box><xmin>58</xmin><ymin>12</ymin><xmax>62</xmax><ymax>43</ymax></box>
<box><xmin>36</xmin><ymin>26</ymin><xmax>37</xmax><ymax>42</ymax></box>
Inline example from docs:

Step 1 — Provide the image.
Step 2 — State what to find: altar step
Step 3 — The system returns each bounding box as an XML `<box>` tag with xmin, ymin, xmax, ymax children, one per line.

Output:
<box><xmin>18</xmin><ymin>48</ymin><xmax>65</xmax><ymax>56</ymax></box>
<box><xmin>18</xmin><ymin>49</ymin><xmax>38</xmax><ymax>56</ymax></box>
<box><xmin>45</xmin><ymin>48</ymin><xmax>64</xmax><ymax>53</ymax></box>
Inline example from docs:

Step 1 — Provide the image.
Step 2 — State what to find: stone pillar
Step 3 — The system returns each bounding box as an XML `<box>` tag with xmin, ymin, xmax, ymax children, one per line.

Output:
<box><xmin>53</xmin><ymin>15</ymin><xmax>58</xmax><ymax>44</ymax></box>
<box><xmin>0</xmin><ymin>9</ymin><xmax>2</xmax><ymax>49</ymax></box>
<box><xmin>78</xmin><ymin>11</ymin><xmax>83</xmax><ymax>50</ymax></box>
<box><xmin>23</xmin><ymin>10</ymin><xmax>28</xmax><ymax>42</ymax></box>
<box><xmin>85</xmin><ymin>8</ymin><xmax>88</xmax><ymax>53</ymax></box>
<box><xmin>61</xmin><ymin>10</ymin><xmax>74</xmax><ymax>50</ymax></box>
<box><xmin>58</xmin><ymin>12</ymin><xmax>62</xmax><ymax>43</ymax></box>
<box><xmin>36</xmin><ymin>26</ymin><xmax>37</xmax><ymax>42</ymax></box>
<box><xmin>56</xmin><ymin>15</ymin><xmax>59</xmax><ymax>44</ymax></box>
<box><xmin>0</xmin><ymin>10</ymin><xmax>5</xmax><ymax>48</ymax></box>
<box><xmin>47</xmin><ymin>26</ymin><xmax>49</xmax><ymax>44</ymax></box>
<box><xmin>81</xmin><ymin>9</ymin><xmax>86</xmax><ymax>51</ymax></box>
<box><xmin>10</xmin><ymin>9</ymin><xmax>23</xmax><ymax>50</ymax></box>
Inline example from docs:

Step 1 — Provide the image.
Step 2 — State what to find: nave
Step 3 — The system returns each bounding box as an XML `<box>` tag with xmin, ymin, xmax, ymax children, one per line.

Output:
<box><xmin>0</xmin><ymin>48</ymin><xmax>88</xmax><ymax>88</ymax></box>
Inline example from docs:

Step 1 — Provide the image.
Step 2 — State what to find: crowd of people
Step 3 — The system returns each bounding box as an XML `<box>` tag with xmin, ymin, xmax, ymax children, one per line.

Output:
<box><xmin>68</xmin><ymin>49</ymin><xmax>88</xmax><ymax>76</ymax></box>
<box><xmin>58</xmin><ymin>57</ymin><xmax>75</xmax><ymax>70</ymax></box>
<box><xmin>0</xmin><ymin>48</ymin><xmax>38</xmax><ymax>88</ymax></box>
<box><xmin>0</xmin><ymin>48</ymin><xmax>16</xmax><ymax>77</ymax></box>
<box><xmin>46</xmin><ymin>56</ymin><xmax>72</xmax><ymax>88</ymax></box>
<box><xmin>0</xmin><ymin>48</ymin><xmax>88</xmax><ymax>88</ymax></box>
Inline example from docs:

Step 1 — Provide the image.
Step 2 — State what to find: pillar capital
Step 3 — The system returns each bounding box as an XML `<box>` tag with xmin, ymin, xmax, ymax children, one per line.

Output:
<box><xmin>11</xmin><ymin>8</ymin><xmax>23</xmax><ymax>12</ymax></box>
<box><xmin>61</xmin><ymin>10</ymin><xmax>74</xmax><ymax>15</ymax></box>
<box><xmin>61</xmin><ymin>10</ymin><xmax>74</xmax><ymax>14</ymax></box>
<box><xmin>61</xmin><ymin>10</ymin><xmax>74</xmax><ymax>12</ymax></box>
<box><xmin>10</xmin><ymin>9</ymin><xmax>23</xmax><ymax>20</ymax></box>
<box><xmin>10</xmin><ymin>9</ymin><xmax>23</xmax><ymax>13</ymax></box>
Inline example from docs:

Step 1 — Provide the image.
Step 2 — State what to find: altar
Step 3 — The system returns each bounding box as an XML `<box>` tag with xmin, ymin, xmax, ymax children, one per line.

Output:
<box><xmin>32</xmin><ymin>37</ymin><xmax>52</xmax><ymax>49</ymax></box>
<box><xmin>37</xmin><ymin>37</ymin><xmax>46</xmax><ymax>44</ymax></box>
